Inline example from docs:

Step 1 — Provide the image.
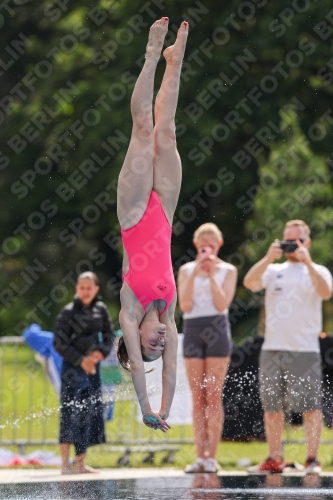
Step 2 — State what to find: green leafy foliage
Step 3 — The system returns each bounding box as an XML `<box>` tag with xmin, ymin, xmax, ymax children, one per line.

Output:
<box><xmin>245</xmin><ymin>111</ymin><xmax>333</xmax><ymax>265</ymax></box>
<box><xmin>0</xmin><ymin>0</ymin><xmax>332</xmax><ymax>335</ymax></box>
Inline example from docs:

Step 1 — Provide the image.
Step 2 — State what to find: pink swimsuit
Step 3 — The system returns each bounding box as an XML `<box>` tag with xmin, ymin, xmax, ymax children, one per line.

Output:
<box><xmin>121</xmin><ymin>191</ymin><xmax>176</xmax><ymax>315</ymax></box>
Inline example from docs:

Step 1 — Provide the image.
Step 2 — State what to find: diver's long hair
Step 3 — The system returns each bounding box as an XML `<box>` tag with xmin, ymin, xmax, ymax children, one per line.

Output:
<box><xmin>117</xmin><ymin>335</ymin><xmax>152</xmax><ymax>372</ymax></box>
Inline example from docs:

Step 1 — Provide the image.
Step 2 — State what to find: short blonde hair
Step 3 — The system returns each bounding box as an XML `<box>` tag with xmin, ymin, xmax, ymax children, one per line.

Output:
<box><xmin>193</xmin><ymin>223</ymin><xmax>223</xmax><ymax>243</ymax></box>
<box><xmin>284</xmin><ymin>220</ymin><xmax>310</xmax><ymax>237</ymax></box>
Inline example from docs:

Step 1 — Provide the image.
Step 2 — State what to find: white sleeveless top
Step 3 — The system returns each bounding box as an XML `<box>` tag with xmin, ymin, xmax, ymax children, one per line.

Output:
<box><xmin>182</xmin><ymin>261</ymin><xmax>232</xmax><ymax>319</ymax></box>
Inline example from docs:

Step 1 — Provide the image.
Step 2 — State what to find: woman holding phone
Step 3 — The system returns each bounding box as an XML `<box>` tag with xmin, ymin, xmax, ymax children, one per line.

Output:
<box><xmin>177</xmin><ymin>223</ymin><xmax>237</xmax><ymax>473</ymax></box>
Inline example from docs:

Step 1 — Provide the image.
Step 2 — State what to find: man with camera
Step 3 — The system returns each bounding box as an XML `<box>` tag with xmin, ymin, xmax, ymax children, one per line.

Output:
<box><xmin>244</xmin><ymin>220</ymin><xmax>332</xmax><ymax>474</ymax></box>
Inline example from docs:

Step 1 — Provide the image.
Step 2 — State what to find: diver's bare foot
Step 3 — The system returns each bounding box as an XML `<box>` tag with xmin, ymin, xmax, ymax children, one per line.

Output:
<box><xmin>163</xmin><ymin>21</ymin><xmax>189</xmax><ymax>65</ymax></box>
<box><xmin>74</xmin><ymin>464</ymin><xmax>100</xmax><ymax>474</ymax></box>
<box><xmin>146</xmin><ymin>17</ymin><xmax>169</xmax><ymax>60</ymax></box>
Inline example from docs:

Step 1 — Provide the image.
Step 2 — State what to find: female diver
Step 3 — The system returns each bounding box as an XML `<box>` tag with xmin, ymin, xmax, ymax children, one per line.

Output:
<box><xmin>117</xmin><ymin>18</ymin><xmax>189</xmax><ymax>431</ymax></box>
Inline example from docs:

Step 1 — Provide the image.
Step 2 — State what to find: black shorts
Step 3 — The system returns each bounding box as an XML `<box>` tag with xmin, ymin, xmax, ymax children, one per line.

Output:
<box><xmin>183</xmin><ymin>314</ymin><xmax>232</xmax><ymax>359</ymax></box>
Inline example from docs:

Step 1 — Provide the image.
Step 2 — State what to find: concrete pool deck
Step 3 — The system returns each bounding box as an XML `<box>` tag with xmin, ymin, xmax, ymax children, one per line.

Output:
<box><xmin>1</xmin><ymin>468</ymin><xmax>333</xmax><ymax>484</ymax></box>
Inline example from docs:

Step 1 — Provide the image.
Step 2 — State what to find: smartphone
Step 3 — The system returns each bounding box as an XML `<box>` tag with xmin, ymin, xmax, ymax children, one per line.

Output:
<box><xmin>280</xmin><ymin>240</ymin><xmax>298</xmax><ymax>253</ymax></box>
<box><xmin>199</xmin><ymin>246</ymin><xmax>213</xmax><ymax>260</ymax></box>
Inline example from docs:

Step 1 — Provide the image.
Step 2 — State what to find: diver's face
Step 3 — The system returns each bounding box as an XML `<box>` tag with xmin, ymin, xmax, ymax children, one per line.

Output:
<box><xmin>140</xmin><ymin>318</ymin><xmax>166</xmax><ymax>360</ymax></box>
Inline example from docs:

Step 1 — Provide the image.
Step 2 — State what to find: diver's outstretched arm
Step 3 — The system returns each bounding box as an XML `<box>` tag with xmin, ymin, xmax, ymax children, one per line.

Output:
<box><xmin>159</xmin><ymin>318</ymin><xmax>178</xmax><ymax>420</ymax></box>
<box><xmin>158</xmin><ymin>296</ymin><xmax>178</xmax><ymax>419</ymax></box>
<box><xmin>119</xmin><ymin>310</ymin><xmax>150</xmax><ymax>410</ymax></box>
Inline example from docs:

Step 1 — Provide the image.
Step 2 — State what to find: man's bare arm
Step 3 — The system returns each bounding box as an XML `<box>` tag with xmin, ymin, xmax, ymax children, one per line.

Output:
<box><xmin>244</xmin><ymin>240</ymin><xmax>283</xmax><ymax>291</ymax></box>
<box><xmin>307</xmin><ymin>263</ymin><xmax>332</xmax><ymax>299</ymax></box>
<box><xmin>294</xmin><ymin>241</ymin><xmax>332</xmax><ymax>300</ymax></box>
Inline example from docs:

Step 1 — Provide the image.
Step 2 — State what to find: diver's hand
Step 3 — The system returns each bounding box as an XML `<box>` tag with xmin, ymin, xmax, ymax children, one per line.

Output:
<box><xmin>142</xmin><ymin>410</ymin><xmax>171</xmax><ymax>432</ymax></box>
<box><xmin>158</xmin><ymin>409</ymin><xmax>169</xmax><ymax>421</ymax></box>
<box><xmin>157</xmin><ymin>409</ymin><xmax>172</xmax><ymax>428</ymax></box>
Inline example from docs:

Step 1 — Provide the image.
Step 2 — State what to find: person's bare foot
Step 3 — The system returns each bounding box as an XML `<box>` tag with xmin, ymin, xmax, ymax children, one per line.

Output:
<box><xmin>61</xmin><ymin>464</ymin><xmax>75</xmax><ymax>475</ymax></box>
<box><xmin>163</xmin><ymin>21</ymin><xmax>189</xmax><ymax>65</ymax></box>
<box><xmin>146</xmin><ymin>17</ymin><xmax>169</xmax><ymax>60</ymax></box>
<box><xmin>74</xmin><ymin>464</ymin><xmax>100</xmax><ymax>474</ymax></box>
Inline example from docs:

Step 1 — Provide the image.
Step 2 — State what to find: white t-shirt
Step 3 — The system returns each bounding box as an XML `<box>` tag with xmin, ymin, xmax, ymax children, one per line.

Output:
<box><xmin>182</xmin><ymin>261</ymin><xmax>232</xmax><ymax>319</ymax></box>
<box><xmin>261</xmin><ymin>261</ymin><xmax>332</xmax><ymax>353</ymax></box>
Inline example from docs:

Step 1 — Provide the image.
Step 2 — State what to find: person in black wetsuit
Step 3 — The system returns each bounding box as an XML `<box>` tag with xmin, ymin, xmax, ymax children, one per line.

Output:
<box><xmin>53</xmin><ymin>272</ymin><xmax>115</xmax><ymax>474</ymax></box>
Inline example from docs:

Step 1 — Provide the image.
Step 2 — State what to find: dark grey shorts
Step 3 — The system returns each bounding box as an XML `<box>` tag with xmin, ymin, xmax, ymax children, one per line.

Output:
<box><xmin>183</xmin><ymin>314</ymin><xmax>232</xmax><ymax>359</ymax></box>
<box><xmin>259</xmin><ymin>350</ymin><xmax>322</xmax><ymax>413</ymax></box>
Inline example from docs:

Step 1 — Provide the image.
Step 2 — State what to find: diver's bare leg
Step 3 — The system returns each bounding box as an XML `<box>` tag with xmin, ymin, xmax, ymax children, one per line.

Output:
<box><xmin>152</xmin><ymin>21</ymin><xmax>189</xmax><ymax>224</ymax></box>
<box><xmin>117</xmin><ymin>18</ymin><xmax>168</xmax><ymax>229</ymax></box>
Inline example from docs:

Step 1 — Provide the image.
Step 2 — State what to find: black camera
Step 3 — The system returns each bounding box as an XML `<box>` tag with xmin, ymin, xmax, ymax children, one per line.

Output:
<box><xmin>280</xmin><ymin>240</ymin><xmax>298</xmax><ymax>253</ymax></box>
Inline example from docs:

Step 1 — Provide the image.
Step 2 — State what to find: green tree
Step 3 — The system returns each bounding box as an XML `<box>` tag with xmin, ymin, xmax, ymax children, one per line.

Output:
<box><xmin>245</xmin><ymin>110</ymin><xmax>333</xmax><ymax>264</ymax></box>
<box><xmin>0</xmin><ymin>0</ymin><xmax>333</xmax><ymax>335</ymax></box>
<box><xmin>243</xmin><ymin>111</ymin><xmax>333</xmax><ymax>332</ymax></box>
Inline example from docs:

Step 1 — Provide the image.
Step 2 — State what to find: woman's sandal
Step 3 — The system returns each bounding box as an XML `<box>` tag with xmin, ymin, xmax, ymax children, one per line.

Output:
<box><xmin>204</xmin><ymin>458</ymin><xmax>221</xmax><ymax>473</ymax></box>
<box><xmin>184</xmin><ymin>458</ymin><xmax>205</xmax><ymax>473</ymax></box>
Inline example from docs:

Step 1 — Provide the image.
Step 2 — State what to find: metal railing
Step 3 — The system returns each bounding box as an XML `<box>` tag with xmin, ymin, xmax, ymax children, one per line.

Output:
<box><xmin>0</xmin><ymin>337</ymin><xmax>191</xmax><ymax>463</ymax></box>
<box><xmin>0</xmin><ymin>336</ymin><xmax>55</xmax><ymax>453</ymax></box>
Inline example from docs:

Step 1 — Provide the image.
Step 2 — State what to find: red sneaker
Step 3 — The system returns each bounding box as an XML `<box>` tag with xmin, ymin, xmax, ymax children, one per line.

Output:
<box><xmin>305</xmin><ymin>458</ymin><xmax>321</xmax><ymax>475</ymax></box>
<box><xmin>247</xmin><ymin>457</ymin><xmax>284</xmax><ymax>474</ymax></box>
